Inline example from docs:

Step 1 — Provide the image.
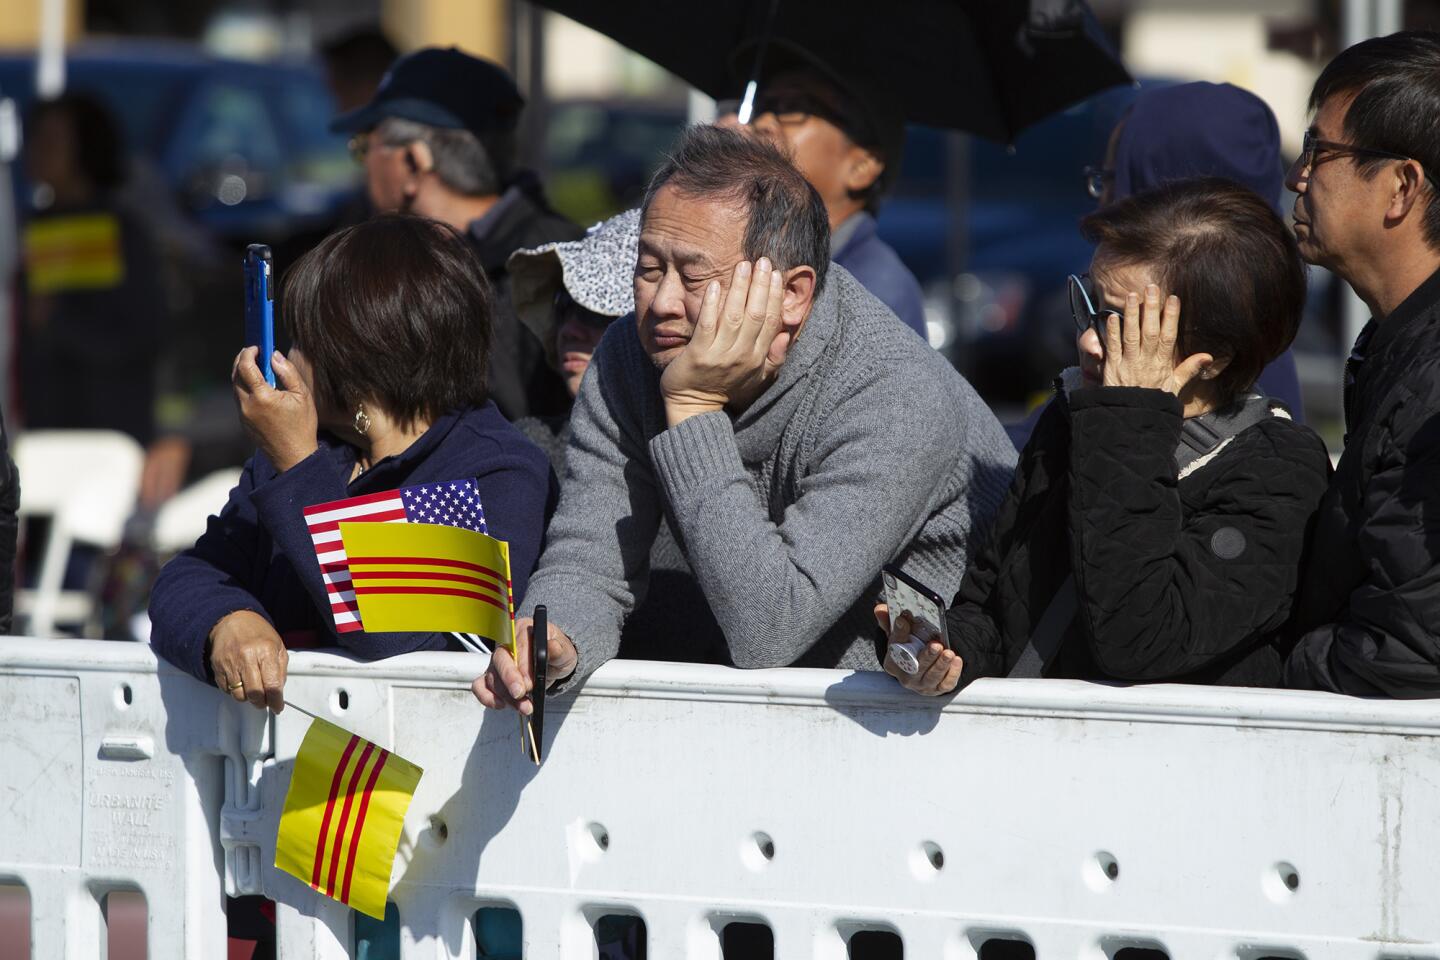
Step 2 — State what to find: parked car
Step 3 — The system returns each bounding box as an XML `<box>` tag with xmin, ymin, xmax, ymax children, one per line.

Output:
<box><xmin>543</xmin><ymin>97</ymin><xmax>689</xmax><ymax>227</ymax></box>
<box><xmin>0</xmin><ymin>39</ymin><xmax>356</xmax><ymax>243</ymax></box>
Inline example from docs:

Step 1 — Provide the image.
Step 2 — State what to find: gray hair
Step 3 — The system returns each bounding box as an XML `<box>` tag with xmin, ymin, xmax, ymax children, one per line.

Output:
<box><xmin>375</xmin><ymin>116</ymin><xmax>509</xmax><ymax>197</ymax></box>
<box><xmin>642</xmin><ymin>124</ymin><xmax>830</xmax><ymax>293</ymax></box>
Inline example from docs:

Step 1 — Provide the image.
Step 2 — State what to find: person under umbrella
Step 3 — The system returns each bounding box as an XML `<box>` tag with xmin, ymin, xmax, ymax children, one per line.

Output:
<box><xmin>739</xmin><ymin>46</ymin><xmax>928</xmax><ymax>340</ymax></box>
<box><xmin>1094</xmin><ymin>81</ymin><xmax>1306</xmax><ymax>420</ymax></box>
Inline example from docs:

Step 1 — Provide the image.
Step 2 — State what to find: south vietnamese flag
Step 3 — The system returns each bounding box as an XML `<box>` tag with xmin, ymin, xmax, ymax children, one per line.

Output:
<box><xmin>274</xmin><ymin>717</ymin><xmax>423</xmax><ymax>920</ymax></box>
<box><xmin>338</xmin><ymin>520</ymin><xmax>516</xmax><ymax>654</ymax></box>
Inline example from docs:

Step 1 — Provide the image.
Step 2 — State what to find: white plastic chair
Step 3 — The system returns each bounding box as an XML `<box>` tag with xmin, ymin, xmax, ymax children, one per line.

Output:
<box><xmin>152</xmin><ymin>468</ymin><xmax>242</xmax><ymax>555</ymax></box>
<box><xmin>14</xmin><ymin>430</ymin><xmax>144</xmax><ymax>636</ymax></box>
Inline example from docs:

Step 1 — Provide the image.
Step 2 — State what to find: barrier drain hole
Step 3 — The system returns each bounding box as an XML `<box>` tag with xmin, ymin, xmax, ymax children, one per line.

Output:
<box><xmin>115</xmin><ymin>683</ymin><xmax>133</xmax><ymax>709</ymax></box>
<box><xmin>429</xmin><ymin>815</ymin><xmax>448</xmax><ymax>843</ymax></box>
<box><xmin>924</xmin><ymin>841</ymin><xmax>944</xmax><ymax>871</ymax></box>
<box><xmin>588</xmin><ymin>822</ymin><xmax>610</xmax><ymax>852</ymax></box>
<box><xmin>1085</xmin><ymin>851</ymin><xmax>1120</xmax><ymax>891</ymax></box>
<box><xmin>1264</xmin><ymin>861</ymin><xmax>1301</xmax><ymax>901</ymax></box>
<box><xmin>756</xmin><ymin>832</ymin><xmax>775</xmax><ymax>860</ymax></box>
<box><xmin>332</xmin><ymin>688</ymin><xmax>350</xmax><ymax>714</ymax></box>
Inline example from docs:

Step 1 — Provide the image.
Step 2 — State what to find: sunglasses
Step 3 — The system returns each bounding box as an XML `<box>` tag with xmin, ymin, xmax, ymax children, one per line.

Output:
<box><xmin>1068</xmin><ymin>274</ymin><xmax>1122</xmax><ymax>335</ymax></box>
<box><xmin>1298</xmin><ymin>130</ymin><xmax>1435</xmax><ymax>185</ymax></box>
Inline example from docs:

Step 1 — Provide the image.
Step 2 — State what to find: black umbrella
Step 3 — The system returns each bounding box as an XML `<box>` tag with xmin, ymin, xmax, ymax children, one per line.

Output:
<box><xmin>530</xmin><ymin>0</ymin><xmax>1131</xmax><ymax>143</ymax></box>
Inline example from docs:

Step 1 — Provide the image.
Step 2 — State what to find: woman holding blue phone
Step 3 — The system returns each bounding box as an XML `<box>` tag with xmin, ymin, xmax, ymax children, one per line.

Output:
<box><xmin>879</xmin><ymin>179</ymin><xmax>1330</xmax><ymax>695</ymax></box>
<box><xmin>149</xmin><ymin>215</ymin><xmax>555</xmax><ymax>710</ymax></box>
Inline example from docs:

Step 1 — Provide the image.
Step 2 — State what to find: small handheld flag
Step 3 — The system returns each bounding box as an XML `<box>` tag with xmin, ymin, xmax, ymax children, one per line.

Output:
<box><xmin>274</xmin><ymin>716</ymin><xmax>423</xmax><ymax>920</ymax></box>
<box><xmin>339</xmin><ymin>520</ymin><xmax>515</xmax><ymax>648</ymax></box>
<box><xmin>303</xmin><ymin>479</ymin><xmax>489</xmax><ymax>634</ymax></box>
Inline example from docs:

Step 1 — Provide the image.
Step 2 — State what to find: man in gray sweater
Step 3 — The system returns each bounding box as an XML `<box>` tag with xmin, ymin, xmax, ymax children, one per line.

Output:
<box><xmin>475</xmin><ymin>126</ymin><xmax>1015</xmax><ymax>711</ymax></box>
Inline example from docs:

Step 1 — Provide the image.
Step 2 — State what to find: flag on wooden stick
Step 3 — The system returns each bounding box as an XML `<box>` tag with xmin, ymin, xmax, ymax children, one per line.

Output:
<box><xmin>274</xmin><ymin>717</ymin><xmax>423</xmax><ymax>920</ymax></box>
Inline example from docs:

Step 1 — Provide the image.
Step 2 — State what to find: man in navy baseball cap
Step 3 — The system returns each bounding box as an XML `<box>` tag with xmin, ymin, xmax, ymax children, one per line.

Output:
<box><xmin>333</xmin><ymin>47</ymin><xmax>581</xmax><ymax>420</ymax></box>
<box><xmin>331</xmin><ymin>46</ymin><xmax>523</xmax><ymax>147</ymax></box>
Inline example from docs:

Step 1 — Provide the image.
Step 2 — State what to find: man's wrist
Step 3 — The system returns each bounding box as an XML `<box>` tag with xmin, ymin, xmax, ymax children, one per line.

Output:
<box><xmin>663</xmin><ymin>398</ymin><xmax>725</xmax><ymax>428</ymax></box>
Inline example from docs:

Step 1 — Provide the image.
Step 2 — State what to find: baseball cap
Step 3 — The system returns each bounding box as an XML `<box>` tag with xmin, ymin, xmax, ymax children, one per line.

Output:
<box><xmin>732</xmin><ymin>39</ymin><xmax>904</xmax><ymax>179</ymax></box>
<box><xmin>330</xmin><ymin>46</ymin><xmax>523</xmax><ymax>139</ymax></box>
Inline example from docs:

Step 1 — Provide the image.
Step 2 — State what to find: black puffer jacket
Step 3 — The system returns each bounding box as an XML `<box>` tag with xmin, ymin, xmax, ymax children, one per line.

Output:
<box><xmin>948</xmin><ymin>380</ymin><xmax>1331</xmax><ymax>687</ymax></box>
<box><xmin>1285</xmin><ymin>267</ymin><xmax>1440</xmax><ymax>697</ymax></box>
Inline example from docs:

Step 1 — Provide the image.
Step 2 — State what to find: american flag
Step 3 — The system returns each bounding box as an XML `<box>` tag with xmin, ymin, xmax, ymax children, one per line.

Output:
<box><xmin>303</xmin><ymin>479</ymin><xmax>487</xmax><ymax>633</ymax></box>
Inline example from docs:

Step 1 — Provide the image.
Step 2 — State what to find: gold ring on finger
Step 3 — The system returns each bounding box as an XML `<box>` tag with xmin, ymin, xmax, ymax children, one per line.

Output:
<box><xmin>227</xmin><ymin>680</ymin><xmax>245</xmax><ymax>691</ymax></box>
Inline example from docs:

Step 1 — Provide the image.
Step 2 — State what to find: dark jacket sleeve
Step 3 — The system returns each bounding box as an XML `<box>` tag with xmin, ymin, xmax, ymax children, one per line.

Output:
<box><xmin>149</xmin><ymin>457</ymin><xmax>275</xmax><ymax>682</ymax></box>
<box><xmin>945</xmin><ymin>403</ymin><xmax>1057</xmax><ymax>683</ymax></box>
<box><xmin>1284</xmin><ymin>397</ymin><xmax>1440</xmax><ymax>696</ymax></box>
<box><xmin>1068</xmin><ymin>387</ymin><xmax>1331</xmax><ymax>680</ymax></box>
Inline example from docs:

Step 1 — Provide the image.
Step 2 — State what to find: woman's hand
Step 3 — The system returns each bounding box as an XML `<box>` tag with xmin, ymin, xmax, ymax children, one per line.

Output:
<box><xmin>875</xmin><ymin>602</ymin><xmax>963</xmax><ymax>696</ymax></box>
<box><xmin>472</xmin><ymin>616</ymin><xmax>580</xmax><ymax>715</ymax></box>
<box><xmin>209</xmin><ymin>610</ymin><xmax>288</xmax><ymax>712</ymax></box>
<box><xmin>232</xmin><ymin>347</ymin><xmax>318</xmax><ymax>473</ymax></box>
<box><xmin>1102</xmin><ymin>284</ymin><xmax>1213</xmax><ymax>396</ymax></box>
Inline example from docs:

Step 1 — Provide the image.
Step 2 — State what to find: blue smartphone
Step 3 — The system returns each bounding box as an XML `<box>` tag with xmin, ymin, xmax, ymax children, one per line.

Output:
<box><xmin>244</xmin><ymin>243</ymin><xmax>275</xmax><ymax>387</ymax></box>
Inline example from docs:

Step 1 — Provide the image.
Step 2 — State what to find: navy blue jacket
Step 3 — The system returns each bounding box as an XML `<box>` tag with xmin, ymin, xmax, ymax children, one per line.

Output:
<box><xmin>149</xmin><ymin>404</ymin><xmax>555</xmax><ymax>683</ymax></box>
<box><xmin>832</xmin><ymin>212</ymin><xmax>928</xmax><ymax>340</ymax></box>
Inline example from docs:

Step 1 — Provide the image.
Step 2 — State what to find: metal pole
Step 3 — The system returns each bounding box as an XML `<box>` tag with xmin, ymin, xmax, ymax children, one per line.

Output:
<box><xmin>36</xmin><ymin>0</ymin><xmax>66</xmax><ymax>99</ymax></box>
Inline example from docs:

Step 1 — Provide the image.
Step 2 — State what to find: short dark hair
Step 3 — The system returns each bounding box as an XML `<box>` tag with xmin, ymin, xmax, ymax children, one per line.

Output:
<box><xmin>284</xmin><ymin>215</ymin><xmax>492</xmax><ymax>429</ymax></box>
<box><xmin>27</xmin><ymin>92</ymin><xmax>125</xmax><ymax>190</ymax></box>
<box><xmin>1081</xmin><ymin>177</ymin><xmax>1307</xmax><ymax>407</ymax></box>
<box><xmin>1309</xmin><ymin>30</ymin><xmax>1440</xmax><ymax>247</ymax></box>
<box><xmin>643</xmin><ymin>124</ymin><xmax>831</xmax><ymax>293</ymax></box>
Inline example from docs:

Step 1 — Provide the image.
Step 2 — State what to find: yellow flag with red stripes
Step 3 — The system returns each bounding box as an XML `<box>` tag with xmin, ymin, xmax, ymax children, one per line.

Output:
<box><xmin>23</xmin><ymin>213</ymin><xmax>125</xmax><ymax>294</ymax></box>
<box><xmin>339</xmin><ymin>520</ymin><xmax>516</xmax><ymax>652</ymax></box>
<box><xmin>274</xmin><ymin>717</ymin><xmax>423</xmax><ymax>920</ymax></box>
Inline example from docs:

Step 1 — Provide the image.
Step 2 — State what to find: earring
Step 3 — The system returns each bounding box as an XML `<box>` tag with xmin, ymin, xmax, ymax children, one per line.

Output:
<box><xmin>353</xmin><ymin>405</ymin><xmax>372</xmax><ymax>437</ymax></box>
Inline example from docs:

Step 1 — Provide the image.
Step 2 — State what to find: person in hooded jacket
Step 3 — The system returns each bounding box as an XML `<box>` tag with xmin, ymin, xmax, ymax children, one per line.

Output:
<box><xmin>879</xmin><ymin>178</ymin><xmax>1331</xmax><ymax>693</ymax></box>
<box><xmin>1095</xmin><ymin>82</ymin><xmax>1306</xmax><ymax>420</ymax></box>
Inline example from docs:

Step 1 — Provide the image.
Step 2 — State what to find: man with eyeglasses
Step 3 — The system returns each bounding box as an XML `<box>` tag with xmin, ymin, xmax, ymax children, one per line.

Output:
<box><xmin>331</xmin><ymin>47</ymin><xmax>581</xmax><ymax>421</ymax></box>
<box><xmin>742</xmin><ymin>48</ymin><xmax>929</xmax><ymax>341</ymax></box>
<box><xmin>1281</xmin><ymin>31</ymin><xmax>1440</xmax><ymax>698</ymax></box>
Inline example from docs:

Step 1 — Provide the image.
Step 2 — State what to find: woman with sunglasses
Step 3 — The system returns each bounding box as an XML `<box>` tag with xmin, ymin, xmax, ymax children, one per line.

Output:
<box><xmin>878</xmin><ymin>177</ymin><xmax>1331</xmax><ymax>694</ymax></box>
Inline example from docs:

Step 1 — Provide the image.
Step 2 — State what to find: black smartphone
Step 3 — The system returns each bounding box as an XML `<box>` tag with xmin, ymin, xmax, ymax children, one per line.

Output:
<box><xmin>529</xmin><ymin>605</ymin><xmax>548</xmax><ymax>763</ymax></box>
<box><xmin>880</xmin><ymin>563</ymin><xmax>950</xmax><ymax>674</ymax></box>
<box><xmin>244</xmin><ymin>243</ymin><xmax>276</xmax><ymax>386</ymax></box>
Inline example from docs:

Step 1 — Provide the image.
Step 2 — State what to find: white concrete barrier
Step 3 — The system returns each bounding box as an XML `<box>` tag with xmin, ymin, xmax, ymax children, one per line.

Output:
<box><xmin>3</xmin><ymin>637</ymin><xmax>1440</xmax><ymax>959</ymax></box>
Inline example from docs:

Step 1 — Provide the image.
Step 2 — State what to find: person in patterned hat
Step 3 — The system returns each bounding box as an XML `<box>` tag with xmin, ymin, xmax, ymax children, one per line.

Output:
<box><xmin>507</xmin><ymin>208</ymin><xmax>640</xmax><ymax>465</ymax></box>
<box><xmin>508</xmin><ymin>208</ymin><xmax>728</xmax><ymax>665</ymax></box>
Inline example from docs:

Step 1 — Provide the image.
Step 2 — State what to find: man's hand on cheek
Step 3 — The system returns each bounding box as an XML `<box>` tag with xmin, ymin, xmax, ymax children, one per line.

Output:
<box><xmin>659</xmin><ymin>257</ymin><xmax>788</xmax><ymax>428</ymax></box>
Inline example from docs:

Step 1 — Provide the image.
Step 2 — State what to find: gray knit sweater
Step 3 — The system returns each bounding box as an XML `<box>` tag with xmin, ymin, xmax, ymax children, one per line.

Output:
<box><xmin>525</xmin><ymin>267</ymin><xmax>1017</xmax><ymax>690</ymax></box>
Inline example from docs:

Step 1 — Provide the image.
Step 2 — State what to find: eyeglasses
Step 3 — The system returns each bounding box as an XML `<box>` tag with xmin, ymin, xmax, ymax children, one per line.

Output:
<box><xmin>1068</xmin><ymin>273</ymin><xmax>1121</xmax><ymax>334</ymax></box>
<box><xmin>1297</xmin><ymin>129</ymin><xmax>1433</xmax><ymax>185</ymax></box>
<box><xmin>753</xmin><ymin>92</ymin><xmax>846</xmax><ymax>131</ymax></box>
<box><xmin>1082</xmin><ymin>165</ymin><xmax>1114</xmax><ymax>200</ymax></box>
